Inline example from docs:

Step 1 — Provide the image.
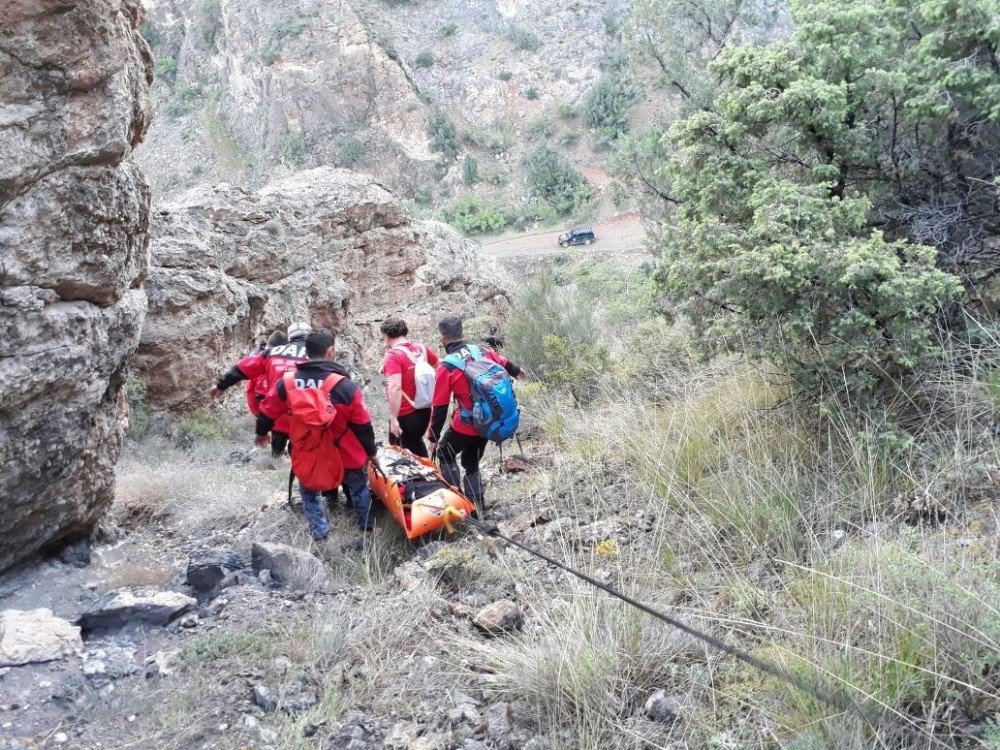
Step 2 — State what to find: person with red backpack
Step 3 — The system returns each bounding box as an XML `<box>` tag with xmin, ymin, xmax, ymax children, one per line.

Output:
<box><xmin>427</xmin><ymin>316</ymin><xmax>523</xmax><ymax>512</ymax></box>
<box><xmin>210</xmin><ymin>322</ymin><xmax>311</xmax><ymax>456</ymax></box>
<box><xmin>242</xmin><ymin>330</ymin><xmax>288</xmax><ymax>416</ymax></box>
<box><xmin>256</xmin><ymin>329</ymin><xmax>377</xmax><ymax>540</ymax></box>
<box><xmin>379</xmin><ymin>316</ymin><xmax>440</xmax><ymax>458</ymax></box>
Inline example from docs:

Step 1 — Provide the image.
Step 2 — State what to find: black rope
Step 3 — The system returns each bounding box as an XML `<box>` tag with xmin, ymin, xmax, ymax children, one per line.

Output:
<box><xmin>464</xmin><ymin>516</ymin><xmax>874</xmax><ymax>724</ymax></box>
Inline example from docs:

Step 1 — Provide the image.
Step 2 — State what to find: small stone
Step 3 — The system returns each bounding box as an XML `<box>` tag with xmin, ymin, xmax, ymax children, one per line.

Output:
<box><xmin>497</xmin><ymin>507</ymin><xmax>553</xmax><ymax>538</ymax></box>
<box><xmin>644</xmin><ymin>690</ymin><xmax>684</xmax><ymax>723</ymax></box>
<box><xmin>473</xmin><ymin>601</ymin><xmax>524</xmax><ymax>636</ymax></box>
<box><xmin>484</xmin><ymin>702</ymin><xmax>512</xmax><ymax>749</ymax></box>
<box><xmin>53</xmin><ymin>733</ymin><xmax>68</xmax><ymax>744</ymax></box>
<box><xmin>258</xmin><ymin>569</ymin><xmax>272</xmax><ymax>585</ymax></box>
<box><xmin>186</xmin><ymin>549</ymin><xmax>243</xmax><ymax>592</ymax></box>
<box><xmin>0</xmin><ymin>609</ymin><xmax>82</xmax><ymax>667</ymax></box>
<box><xmin>82</xmin><ymin>652</ymin><xmax>107</xmax><ymax>677</ymax></box>
<box><xmin>285</xmin><ymin>690</ymin><xmax>318</xmax><ymax>712</ymax></box>
<box><xmin>179</xmin><ymin>613</ymin><xmax>199</xmax><ymax>628</ymax></box>
<box><xmin>253</xmin><ymin>684</ymin><xmax>277</xmax><ymax>712</ymax></box>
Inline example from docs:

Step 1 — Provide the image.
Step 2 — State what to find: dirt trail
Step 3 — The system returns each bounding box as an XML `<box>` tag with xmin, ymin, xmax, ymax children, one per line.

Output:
<box><xmin>479</xmin><ymin>211</ymin><xmax>647</xmax><ymax>259</ymax></box>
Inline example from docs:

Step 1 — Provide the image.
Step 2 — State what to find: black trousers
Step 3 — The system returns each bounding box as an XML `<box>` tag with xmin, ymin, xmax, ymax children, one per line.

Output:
<box><xmin>271</xmin><ymin>431</ymin><xmax>289</xmax><ymax>458</ymax></box>
<box><xmin>389</xmin><ymin>409</ymin><xmax>431</xmax><ymax>458</ymax></box>
<box><xmin>437</xmin><ymin>428</ymin><xmax>487</xmax><ymax>507</ymax></box>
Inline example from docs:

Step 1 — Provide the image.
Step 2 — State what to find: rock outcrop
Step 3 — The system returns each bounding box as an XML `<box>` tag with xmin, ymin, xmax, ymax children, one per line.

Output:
<box><xmin>0</xmin><ymin>0</ymin><xmax>152</xmax><ymax>572</ymax></box>
<box><xmin>137</xmin><ymin>0</ymin><xmax>433</xmax><ymax>197</ymax></box>
<box><xmin>137</xmin><ymin>167</ymin><xmax>508</xmax><ymax>410</ymax></box>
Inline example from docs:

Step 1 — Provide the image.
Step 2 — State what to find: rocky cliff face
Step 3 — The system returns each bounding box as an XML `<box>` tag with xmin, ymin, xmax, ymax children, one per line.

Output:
<box><xmin>137</xmin><ymin>0</ymin><xmax>433</xmax><ymax>197</ymax></box>
<box><xmin>0</xmin><ymin>0</ymin><xmax>152</xmax><ymax>571</ymax></box>
<box><xmin>136</xmin><ymin>167</ymin><xmax>508</xmax><ymax>410</ymax></box>
<box><xmin>136</xmin><ymin>0</ymin><xmax>622</xmax><ymax>201</ymax></box>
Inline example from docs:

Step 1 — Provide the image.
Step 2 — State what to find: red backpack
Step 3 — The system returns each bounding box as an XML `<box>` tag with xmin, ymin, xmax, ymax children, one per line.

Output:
<box><xmin>283</xmin><ymin>372</ymin><xmax>347</xmax><ymax>491</ymax></box>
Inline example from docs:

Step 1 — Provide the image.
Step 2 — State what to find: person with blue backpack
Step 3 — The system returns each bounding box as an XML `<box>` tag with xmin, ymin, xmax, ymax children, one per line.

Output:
<box><xmin>427</xmin><ymin>316</ymin><xmax>523</xmax><ymax>513</ymax></box>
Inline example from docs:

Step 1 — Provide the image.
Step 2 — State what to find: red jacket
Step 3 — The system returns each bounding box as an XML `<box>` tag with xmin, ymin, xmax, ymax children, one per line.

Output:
<box><xmin>381</xmin><ymin>341</ymin><xmax>440</xmax><ymax>417</ymax></box>
<box><xmin>430</xmin><ymin>342</ymin><xmax>520</xmax><ymax>439</ymax></box>
<box><xmin>257</xmin><ymin>360</ymin><xmax>377</xmax><ymax>470</ymax></box>
<box><xmin>217</xmin><ymin>339</ymin><xmax>309</xmax><ymax>433</ymax></box>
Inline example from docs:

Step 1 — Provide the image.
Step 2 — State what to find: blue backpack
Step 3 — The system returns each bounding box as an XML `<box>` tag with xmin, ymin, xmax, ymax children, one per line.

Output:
<box><xmin>442</xmin><ymin>345</ymin><xmax>520</xmax><ymax>443</ymax></box>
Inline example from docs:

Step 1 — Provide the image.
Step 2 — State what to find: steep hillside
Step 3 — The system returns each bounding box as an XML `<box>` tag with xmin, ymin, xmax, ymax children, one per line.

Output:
<box><xmin>135</xmin><ymin>0</ymin><xmax>624</xmax><ymax>211</ymax></box>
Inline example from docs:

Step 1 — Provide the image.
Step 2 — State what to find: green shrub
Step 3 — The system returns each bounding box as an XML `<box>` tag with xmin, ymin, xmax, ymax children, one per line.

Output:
<box><xmin>278</xmin><ymin>133</ymin><xmax>306</xmax><ymax>166</ymax></box>
<box><xmin>139</xmin><ymin>24</ymin><xmax>164</xmax><ymax>47</ymax></box>
<box><xmin>461</xmin><ymin>156</ymin><xmax>479</xmax><ymax>185</ymax></box>
<box><xmin>164</xmin><ymin>86</ymin><xmax>200</xmax><ymax>117</ymax></box>
<box><xmin>655</xmin><ymin>0</ymin><xmax>980</xmax><ymax>403</ymax></box>
<box><xmin>556</xmin><ymin>102</ymin><xmax>577</xmax><ymax>120</ymax></box>
<box><xmin>194</xmin><ymin>0</ymin><xmax>222</xmax><ymax>46</ymax></box>
<box><xmin>524</xmin><ymin>86</ymin><xmax>539</xmax><ymax>100</ymax></box>
<box><xmin>599</xmin><ymin>47</ymin><xmax>628</xmax><ymax>72</ymax></box>
<box><xmin>524</xmin><ymin>145</ymin><xmax>591</xmax><ymax>215</ymax></box>
<box><xmin>371</xmin><ymin>29</ymin><xmax>398</xmax><ymax>59</ymax></box>
<box><xmin>557</xmin><ymin>129</ymin><xmax>580</xmax><ymax>146</ymax></box>
<box><xmin>463</xmin><ymin>122</ymin><xmax>514</xmax><ymax>153</ymax></box>
<box><xmin>153</xmin><ymin>55</ymin><xmax>178</xmax><ymax>84</ymax></box>
<box><xmin>583</xmin><ymin>75</ymin><xmax>631</xmax><ymax>137</ymax></box>
<box><xmin>507</xmin><ymin>275</ymin><xmax>611</xmax><ymax>403</ymax></box>
<box><xmin>259</xmin><ymin>16</ymin><xmax>307</xmax><ymax>65</ymax></box>
<box><xmin>498</xmin><ymin>70</ymin><xmax>513</xmax><ymax>82</ymax></box>
<box><xmin>441</xmin><ymin>195</ymin><xmax>508</xmax><ymax>234</ymax></box>
<box><xmin>481</xmin><ymin>164</ymin><xmax>509</xmax><ymax>186</ymax></box>
<box><xmin>427</xmin><ymin>107</ymin><xmax>459</xmax><ymax>163</ymax></box>
<box><xmin>440</xmin><ymin>23</ymin><xmax>458</xmax><ymax>37</ymax></box>
<box><xmin>507</xmin><ymin>200</ymin><xmax>559</xmax><ymax>231</ymax></box>
<box><xmin>414</xmin><ymin>50</ymin><xmax>435</xmax><ymax>68</ymax></box>
<box><xmin>507</xmin><ymin>26</ymin><xmax>540</xmax><ymax>51</ymax></box>
<box><xmin>335</xmin><ymin>136</ymin><xmax>367</xmax><ymax>166</ymax></box>
<box><xmin>601</xmin><ymin>10</ymin><xmax>620</xmax><ymax>37</ymax></box>
<box><xmin>531</xmin><ymin>119</ymin><xmax>553</xmax><ymax>139</ymax></box>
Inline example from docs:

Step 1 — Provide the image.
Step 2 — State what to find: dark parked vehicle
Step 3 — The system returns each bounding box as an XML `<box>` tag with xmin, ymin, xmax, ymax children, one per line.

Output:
<box><xmin>558</xmin><ymin>225</ymin><xmax>596</xmax><ymax>247</ymax></box>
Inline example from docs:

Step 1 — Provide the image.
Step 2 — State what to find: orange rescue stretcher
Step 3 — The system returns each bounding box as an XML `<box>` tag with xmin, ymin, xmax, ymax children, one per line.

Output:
<box><xmin>368</xmin><ymin>445</ymin><xmax>476</xmax><ymax>539</ymax></box>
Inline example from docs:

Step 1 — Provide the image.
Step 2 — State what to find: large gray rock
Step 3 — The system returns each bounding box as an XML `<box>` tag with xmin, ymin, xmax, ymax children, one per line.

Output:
<box><xmin>0</xmin><ymin>609</ymin><xmax>83</xmax><ymax>667</ymax></box>
<box><xmin>0</xmin><ymin>0</ymin><xmax>153</xmax><ymax>572</ymax></box>
<box><xmin>137</xmin><ymin>167</ymin><xmax>508</xmax><ymax>410</ymax></box>
<box><xmin>79</xmin><ymin>590</ymin><xmax>196</xmax><ymax>631</ymax></box>
<box><xmin>251</xmin><ymin>541</ymin><xmax>328</xmax><ymax>592</ymax></box>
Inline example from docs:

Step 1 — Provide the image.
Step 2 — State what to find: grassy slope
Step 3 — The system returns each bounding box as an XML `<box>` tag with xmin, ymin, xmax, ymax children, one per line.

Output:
<box><xmin>105</xmin><ymin>257</ymin><xmax>998</xmax><ymax>749</ymax></box>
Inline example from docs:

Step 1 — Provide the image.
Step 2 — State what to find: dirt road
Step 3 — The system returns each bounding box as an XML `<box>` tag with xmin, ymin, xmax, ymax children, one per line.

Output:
<box><xmin>479</xmin><ymin>211</ymin><xmax>647</xmax><ymax>259</ymax></box>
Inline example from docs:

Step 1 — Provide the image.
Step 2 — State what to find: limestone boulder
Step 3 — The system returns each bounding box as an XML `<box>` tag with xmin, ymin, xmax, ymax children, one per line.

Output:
<box><xmin>0</xmin><ymin>609</ymin><xmax>83</xmax><ymax>667</ymax></box>
<box><xmin>0</xmin><ymin>0</ymin><xmax>152</xmax><ymax>572</ymax></box>
<box><xmin>137</xmin><ymin>167</ymin><xmax>508</xmax><ymax>410</ymax></box>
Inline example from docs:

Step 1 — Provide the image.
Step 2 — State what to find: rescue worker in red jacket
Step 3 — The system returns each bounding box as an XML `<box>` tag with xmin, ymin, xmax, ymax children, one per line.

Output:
<box><xmin>256</xmin><ymin>330</ymin><xmax>378</xmax><ymax>540</ymax></box>
<box><xmin>243</xmin><ymin>330</ymin><xmax>288</xmax><ymax>416</ymax></box>
<box><xmin>427</xmin><ymin>316</ymin><xmax>522</xmax><ymax>509</ymax></box>
<box><xmin>210</xmin><ymin>322</ymin><xmax>311</xmax><ymax>456</ymax></box>
<box><xmin>379</xmin><ymin>315</ymin><xmax>440</xmax><ymax>458</ymax></box>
